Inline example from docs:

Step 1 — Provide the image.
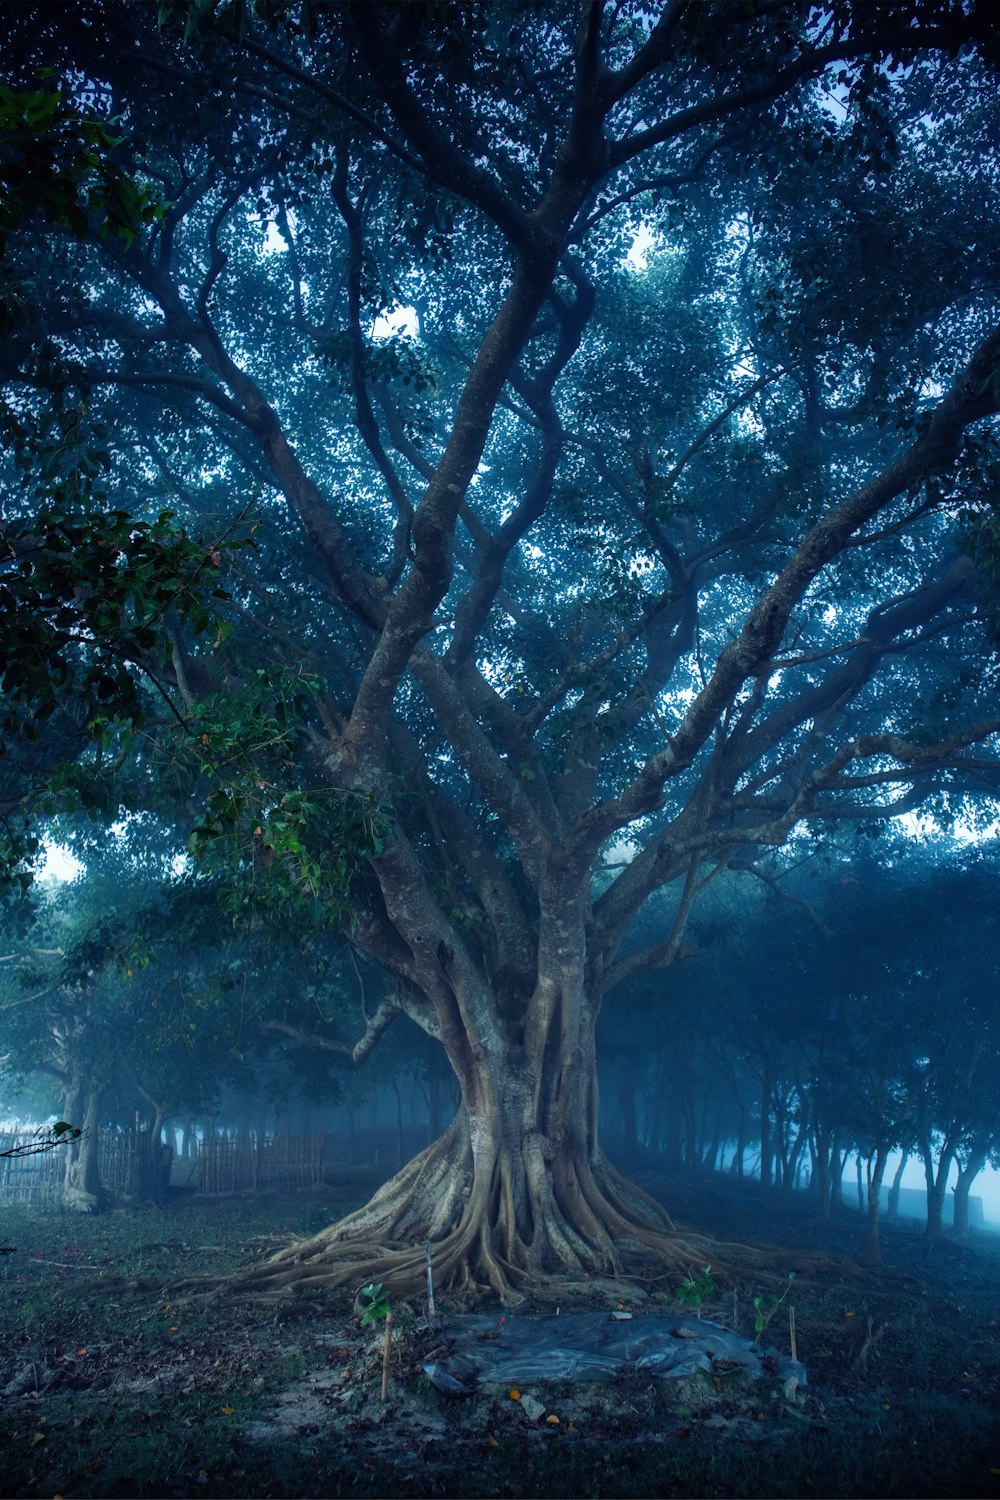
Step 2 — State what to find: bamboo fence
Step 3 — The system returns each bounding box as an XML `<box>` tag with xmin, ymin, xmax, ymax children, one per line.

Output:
<box><xmin>0</xmin><ymin>1128</ymin><xmax>161</xmax><ymax>1204</ymax></box>
<box><xmin>199</xmin><ymin>1132</ymin><xmax>326</xmax><ymax>1194</ymax></box>
<box><xmin>0</xmin><ymin>1131</ymin><xmax>64</xmax><ymax>1203</ymax></box>
<box><xmin>0</xmin><ymin>1128</ymin><xmax>326</xmax><ymax>1201</ymax></box>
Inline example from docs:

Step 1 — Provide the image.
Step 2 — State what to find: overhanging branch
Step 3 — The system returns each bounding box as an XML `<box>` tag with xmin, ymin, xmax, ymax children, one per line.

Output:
<box><xmin>263</xmin><ymin>989</ymin><xmax>402</xmax><ymax>1067</ymax></box>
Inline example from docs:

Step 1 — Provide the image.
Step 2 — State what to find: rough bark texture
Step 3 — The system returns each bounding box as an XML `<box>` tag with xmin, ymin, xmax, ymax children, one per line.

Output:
<box><xmin>233</xmin><ymin>993</ymin><xmax>714</xmax><ymax>1304</ymax></box>
<box><xmin>62</xmin><ymin>1089</ymin><xmax>105</xmax><ymax>1213</ymax></box>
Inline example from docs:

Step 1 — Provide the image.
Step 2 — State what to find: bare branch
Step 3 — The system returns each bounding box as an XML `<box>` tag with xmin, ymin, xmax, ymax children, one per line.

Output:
<box><xmin>263</xmin><ymin>989</ymin><xmax>402</xmax><ymax>1067</ymax></box>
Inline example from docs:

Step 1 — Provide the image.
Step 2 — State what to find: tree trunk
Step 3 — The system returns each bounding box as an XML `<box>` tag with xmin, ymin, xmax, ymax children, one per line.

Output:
<box><xmin>829</xmin><ymin>1141</ymin><xmax>847</xmax><ymax>1212</ymax></box>
<box><xmin>863</xmin><ymin>1146</ymin><xmax>890</xmax><ymax>1265</ymax></box>
<box><xmin>886</xmin><ymin>1150</ymin><xmax>908</xmax><ymax>1218</ymax></box>
<box><xmin>62</xmin><ymin>1089</ymin><xmax>106</xmax><ymax>1212</ymax></box>
<box><xmin>813</xmin><ymin>1139</ymin><xmax>831</xmax><ymax>1222</ymax></box>
<box><xmin>759</xmin><ymin>1069</ymin><xmax>773</xmax><ymax>1189</ymax></box>
<box><xmin>952</xmin><ymin>1147</ymin><xmax>988</xmax><ymax>1239</ymax></box>
<box><xmin>732</xmin><ymin>1106</ymin><xmax>747</xmax><ymax>1178</ymax></box>
<box><xmin>782</xmin><ymin>1121</ymin><xmax>808</xmax><ymax>1197</ymax></box>
<box><xmin>920</xmin><ymin>1135</ymin><xmax>956</xmax><ymax>1243</ymax></box>
<box><xmin>230</xmin><ymin>984</ymin><xmax>703</xmax><ymax>1303</ymax></box>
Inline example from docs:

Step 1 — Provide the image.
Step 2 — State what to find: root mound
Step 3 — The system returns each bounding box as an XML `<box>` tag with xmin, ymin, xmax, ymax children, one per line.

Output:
<box><xmin>206</xmin><ymin>1119</ymin><xmax>748</xmax><ymax>1308</ymax></box>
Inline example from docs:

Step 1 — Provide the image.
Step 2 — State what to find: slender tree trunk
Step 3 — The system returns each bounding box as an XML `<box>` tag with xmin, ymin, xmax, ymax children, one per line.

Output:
<box><xmin>921</xmin><ymin>1136</ymin><xmax>956</xmax><ymax>1243</ymax></box>
<box><xmin>773</xmin><ymin>1093</ymin><xmax>791</xmax><ymax>1189</ymax></box>
<box><xmin>783</xmin><ymin>1121</ymin><xmax>808</xmax><ymax>1197</ymax></box>
<box><xmin>732</xmin><ymin>1106</ymin><xmax>747</xmax><ymax>1178</ymax></box>
<box><xmin>864</xmin><ymin>1145</ymin><xmax>890</xmax><ymax>1265</ymax></box>
<box><xmin>952</xmin><ymin>1147</ymin><xmax>988</xmax><ymax>1238</ymax></box>
<box><xmin>813</xmin><ymin>1136</ymin><xmax>831</xmax><ymax>1222</ymax></box>
<box><xmin>886</xmin><ymin>1150</ymin><xmax>908</xmax><ymax>1218</ymax></box>
<box><xmin>759</xmin><ymin>1068</ymin><xmax>773</xmax><ymax>1190</ymax></box>
<box><xmin>830</xmin><ymin>1141</ymin><xmax>847</xmax><ymax>1213</ymax></box>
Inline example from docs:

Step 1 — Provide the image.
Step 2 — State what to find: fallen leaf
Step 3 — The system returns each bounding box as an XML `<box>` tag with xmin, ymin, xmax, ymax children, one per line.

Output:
<box><xmin>487</xmin><ymin>1435</ymin><xmax>499</xmax><ymax>1447</ymax></box>
<box><xmin>509</xmin><ymin>1389</ymin><xmax>520</xmax><ymax>1401</ymax></box>
<box><xmin>545</xmin><ymin>1415</ymin><xmax>560</xmax><ymax>1425</ymax></box>
<box><xmin>29</xmin><ymin>1432</ymin><xmax>45</xmax><ymax>1447</ymax></box>
<box><xmin>220</xmin><ymin>1405</ymin><xmax>234</xmax><ymax>1416</ymax></box>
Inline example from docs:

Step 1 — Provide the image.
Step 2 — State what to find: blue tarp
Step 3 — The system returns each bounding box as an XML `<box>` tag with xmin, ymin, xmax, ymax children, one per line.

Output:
<box><xmin>421</xmin><ymin>1312</ymin><xmax>806</xmax><ymax>1393</ymax></box>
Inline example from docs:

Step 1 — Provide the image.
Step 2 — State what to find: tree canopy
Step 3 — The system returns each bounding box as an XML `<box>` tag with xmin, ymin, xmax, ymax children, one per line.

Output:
<box><xmin>2</xmin><ymin>0</ymin><xmax>1000</xmax><ymax>1300</ymax></box>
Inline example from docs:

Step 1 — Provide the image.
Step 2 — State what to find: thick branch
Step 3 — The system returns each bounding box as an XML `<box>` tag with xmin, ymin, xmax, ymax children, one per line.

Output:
<box><xmin>348</xmin><ymin>6</ymin><xmax>534</xmax><ymax>252</ymax></box>
<box><xmin>263</xmin><ymin>989</ymin><xmax>402</xmax><ymax>1067</ymax></box>
<box><xmin>577</xmin><ymin>322</ymin><xmax>1000</xmax><ymax>854</ymax></box>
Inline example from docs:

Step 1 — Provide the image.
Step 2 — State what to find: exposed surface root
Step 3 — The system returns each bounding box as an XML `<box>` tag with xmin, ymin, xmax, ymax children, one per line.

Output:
<box><xmin>196</xmin><ymin>1123</ymin><xmax>759</xmax><ymax>1309</ymax></box>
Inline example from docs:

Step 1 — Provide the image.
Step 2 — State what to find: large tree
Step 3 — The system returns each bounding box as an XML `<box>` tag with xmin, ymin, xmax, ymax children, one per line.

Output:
<box><xmin>3</xmin><ymin>1</ymin><xmax>1000</xmax><ymax>1300</ymax></box>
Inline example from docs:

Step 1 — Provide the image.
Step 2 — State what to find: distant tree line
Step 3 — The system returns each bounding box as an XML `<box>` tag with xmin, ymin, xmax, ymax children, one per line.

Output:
<box><xmin>599</xmin><ymin>844</ymin><xmax>1000</xmax><ymax>1261</ymax></box>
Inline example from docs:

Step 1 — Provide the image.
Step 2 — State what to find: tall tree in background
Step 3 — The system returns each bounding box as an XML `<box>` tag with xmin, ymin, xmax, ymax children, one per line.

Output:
<box><xmin>2</xmin><ymin>1</ymin><xmax>1000</xmax><ymax>1299</ymax></box>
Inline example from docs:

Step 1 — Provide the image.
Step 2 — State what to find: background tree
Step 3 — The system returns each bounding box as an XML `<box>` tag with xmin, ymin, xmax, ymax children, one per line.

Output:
<box><xmin>1</xmin><ymin>1</ymin><xmax>1000</xmax><ymax>1299</ymax></box>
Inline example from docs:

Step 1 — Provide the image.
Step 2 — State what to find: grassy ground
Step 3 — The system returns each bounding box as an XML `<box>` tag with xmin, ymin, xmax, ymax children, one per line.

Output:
<box><xmin>0</xmin><ymin>1165</ymin><xmax>998</xmax><ymax>1498</ymax></box>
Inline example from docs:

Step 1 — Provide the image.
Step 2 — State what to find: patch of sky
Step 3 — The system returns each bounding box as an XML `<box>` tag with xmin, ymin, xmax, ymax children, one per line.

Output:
<box><xmin>37</xmin><ymin>841</ymin><xmax>83</xmax><ymax>885</ymax></box>
<box><xmin>261</xmin><ymin>218</ymin><xmax>289</xmax><ymax>258</ymax></box>
<box><xmin>894</xmin><ymin>808</ymin><xmax>1000</xmax><ymax>847</ymax></box>
<box><xmin>625</xmin><ymin>224</ymin><xmax>656</xmax><ymax>272</ymax></box>
<box><xmin>371</xmin><ymin>305</ymin><xmax>419</xmax><ymax>342</ymax></box>
<box><xmin>39</xmin><ymin>815</ymin><xmax>193</xmax><ymax>888</ymax></box>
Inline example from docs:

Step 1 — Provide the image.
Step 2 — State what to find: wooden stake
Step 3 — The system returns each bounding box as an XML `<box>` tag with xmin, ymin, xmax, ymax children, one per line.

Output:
<box><xmin>425</xmin><ymin>1239</ymin><xmax>436</xmax><ymax>1326</ymax></box>
<box><xmin>789</xmin><ymin>1304</ymin><xmax>797</xmax><ymax>1363</ymax></box>
<box><xmin>380</xmin><ymin>1309</ymin><xmax>393</xmax><ymax>1403</ymax></box>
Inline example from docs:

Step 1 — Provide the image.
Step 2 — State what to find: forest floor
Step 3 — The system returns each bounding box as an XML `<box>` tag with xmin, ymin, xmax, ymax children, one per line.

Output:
<box><xmin>0</xmin><ymin>1161</ymin><xmax>999</xmax><ymax>1498</ymax></box>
